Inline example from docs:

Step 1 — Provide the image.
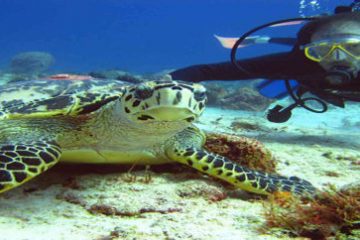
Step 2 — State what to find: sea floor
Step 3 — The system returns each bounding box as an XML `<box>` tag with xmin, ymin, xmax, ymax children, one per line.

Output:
<box><xmin>0</xmin><ymin>105</ymin><xmax>359</xmax><ymax>240</ymax></box>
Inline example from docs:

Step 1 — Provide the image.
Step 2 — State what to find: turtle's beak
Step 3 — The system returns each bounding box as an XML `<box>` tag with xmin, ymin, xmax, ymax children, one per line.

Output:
<box><xmin>134</xmin><ymin>106</ymin><xmax>198</xmax><ymax>122</ymax></box>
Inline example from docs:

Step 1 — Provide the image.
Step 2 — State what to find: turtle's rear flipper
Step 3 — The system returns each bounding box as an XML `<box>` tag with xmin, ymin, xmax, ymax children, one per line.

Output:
<box><xmin>0</xmin><ymin>140</ymin><xmax>61</xmax><ymax>193</ymax></box>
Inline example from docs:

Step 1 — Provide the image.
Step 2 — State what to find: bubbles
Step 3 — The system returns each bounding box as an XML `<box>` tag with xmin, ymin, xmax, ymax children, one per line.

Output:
<box><xmin>298</xmin><ymin>0</ymin><xmax>331</xmax><ymax>17</ymax></box>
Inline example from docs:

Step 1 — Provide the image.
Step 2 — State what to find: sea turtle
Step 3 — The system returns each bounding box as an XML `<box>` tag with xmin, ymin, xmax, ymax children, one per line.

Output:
<box><xmin>0</xmin><ymin>78</ymin><xmax>316</xmax><ymax>196</ymax></box>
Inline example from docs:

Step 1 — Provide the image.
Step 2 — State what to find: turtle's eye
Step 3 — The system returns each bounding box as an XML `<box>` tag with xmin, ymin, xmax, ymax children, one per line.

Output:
<box><xmin>194</xmin><ymin>90</ymin><xmax>206</xmax><ymax>101</ymax></box>
<box><xmin>134</xmin><ymin>85</ymin><xmax>154</xmax><ymax>100</ymax></box>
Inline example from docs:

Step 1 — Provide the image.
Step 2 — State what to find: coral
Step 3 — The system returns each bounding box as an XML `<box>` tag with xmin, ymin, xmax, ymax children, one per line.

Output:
<box><xmin>261</xmin><ymin>184</ymin><xmax>360</xmax><ymax>239</ymax></box>
<box><xmin>219</xmin><ymin>87</ymin><xmax>274</xmax><ymax>111</ymax></box>
<box><xmin>10</xmin><ymin>51</ymin><xmax>54</xmax><ymax>75</ymax></box>
<box><xmin>202</xmin><ymin>83</ymin><xmax>229</xmax><ymax>105</ymax></box>
<box><xmin>204</xmin><ymin>132</ymin><xmax>276</xmax><ymax>173</ymax></box>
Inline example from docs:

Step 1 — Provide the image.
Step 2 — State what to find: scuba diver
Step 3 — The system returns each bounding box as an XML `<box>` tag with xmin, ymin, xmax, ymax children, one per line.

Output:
<box><xmin>169</xmin><ymin>1</ymin><xmax>360</xmax><ymax>123</ymax></box>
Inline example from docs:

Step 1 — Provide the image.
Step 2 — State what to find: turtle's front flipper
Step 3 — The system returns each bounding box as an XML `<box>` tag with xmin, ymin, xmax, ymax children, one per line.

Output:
<box><xmin>0</xmin><ymin>140</ymin><xmax>61</xmax><ymax>193</ymax></box>
<box><xmin>166</xmin><ymin>141</ymin><xmax>316</xmax><ymax>197</ymax></box>
<box><xmin>165</xmin><ymin>126</ymin><xmax>316</xmax><ymax>196</ymax></box>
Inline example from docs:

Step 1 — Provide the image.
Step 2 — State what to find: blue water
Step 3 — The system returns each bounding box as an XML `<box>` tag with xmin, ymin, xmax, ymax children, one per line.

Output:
<box><xmin>0</xmin><ymin>0</ymin><xmax>351</xmax><ymax>74</ymax></box>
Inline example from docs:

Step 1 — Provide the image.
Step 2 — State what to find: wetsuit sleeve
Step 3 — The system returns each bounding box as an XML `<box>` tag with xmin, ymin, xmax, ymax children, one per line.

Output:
<box><xmin>268</xmin><ymin>38</ymin><xmax>297</xmax><ymax>46</ymax></box>
<box><xmin>170</xmin><ymin>52</ymin><xmax>299</xmax><ymax>82</ymax></box>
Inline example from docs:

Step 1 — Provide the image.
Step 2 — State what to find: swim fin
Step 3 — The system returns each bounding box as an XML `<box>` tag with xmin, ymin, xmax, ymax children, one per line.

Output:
<box><xmin>256</xmin><ymin>79</ymin><xmax>299</xmax><ymax>99</ymax></box>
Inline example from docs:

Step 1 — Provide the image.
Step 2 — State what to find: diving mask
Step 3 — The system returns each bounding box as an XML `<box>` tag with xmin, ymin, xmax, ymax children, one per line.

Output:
<box><xmin>301</xmin><ymin>35</ymin><xmax>360</xmax><ymax>62</ymax></box>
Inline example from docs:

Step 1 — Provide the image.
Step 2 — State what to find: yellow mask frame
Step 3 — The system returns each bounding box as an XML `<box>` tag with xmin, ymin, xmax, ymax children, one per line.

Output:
<box><xmin>301</xmin><ymin>36</ymin><xmax>360</xmax><ymax>62</ymax></box>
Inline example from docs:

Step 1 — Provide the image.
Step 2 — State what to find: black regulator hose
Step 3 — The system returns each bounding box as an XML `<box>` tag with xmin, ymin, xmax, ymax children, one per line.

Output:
<box><xmin>230</xmin><ymin>17</ymin><xmax>318</xmax><ymax>75</ymax></box>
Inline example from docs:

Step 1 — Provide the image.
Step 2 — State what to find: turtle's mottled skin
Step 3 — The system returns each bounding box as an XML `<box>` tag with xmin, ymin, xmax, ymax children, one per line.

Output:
<box><xmin>0</xmin><ymin>78</ymin><xmax>316</xmax><ymax>196</ymax></box>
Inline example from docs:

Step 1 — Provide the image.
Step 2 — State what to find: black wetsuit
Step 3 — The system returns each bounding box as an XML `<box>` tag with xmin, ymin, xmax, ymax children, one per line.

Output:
<box><xmin>170</xmin><ymin>50</ymin><xmax>360</xmax><ymax>106</ymax></box>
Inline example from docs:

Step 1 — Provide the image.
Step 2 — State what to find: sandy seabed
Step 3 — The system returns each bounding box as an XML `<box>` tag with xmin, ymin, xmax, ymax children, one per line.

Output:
<box><xmin>0</xmin><ymin>104</ymin><xmax>359</xmax><ymax>240</ymax></box>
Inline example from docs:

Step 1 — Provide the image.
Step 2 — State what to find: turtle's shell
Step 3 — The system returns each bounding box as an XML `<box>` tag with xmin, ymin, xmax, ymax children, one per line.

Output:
<box><xmin>0</xmin><ymin>79</ymin><xmax>128</xmax><ymax>119</ymax></box>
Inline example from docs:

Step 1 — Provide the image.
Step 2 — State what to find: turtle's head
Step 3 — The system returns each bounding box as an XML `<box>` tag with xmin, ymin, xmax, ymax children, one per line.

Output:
<box><xmin>120</xmin><ymin>80</ymin><xmax>206</xmax><ymax>123</ymax></box>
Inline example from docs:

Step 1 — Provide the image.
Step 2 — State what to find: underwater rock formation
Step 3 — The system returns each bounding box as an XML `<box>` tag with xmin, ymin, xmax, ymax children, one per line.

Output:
<box><xmin>89</xmin><ymin>69</ymin><xmax>144</xmax><ymax>83</ymax></box>
<box><xmin>204</xmin><ymin>83</ymin><xmax>273</xmax><ymax>111</ymax></box>
<box><xmin>203</xmin><ymin>83</ymin><xmax>229</xmax><ymax>105</ymax></box>
<box><xmin>10</xmin><ymin>51</ymin><xmax>55</xmax><ymax>75</ymax></box>
<box><xmin>219</xmin><ymin>87</ymin><xmax>274</xmax><ymax>111</ymax></box>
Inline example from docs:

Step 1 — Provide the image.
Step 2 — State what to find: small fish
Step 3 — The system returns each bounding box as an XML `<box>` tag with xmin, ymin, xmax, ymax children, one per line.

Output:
<box><xmin>43</xmin><ymin>74</ymin><xmax>94</xmax><ymax>81</ymax></box>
